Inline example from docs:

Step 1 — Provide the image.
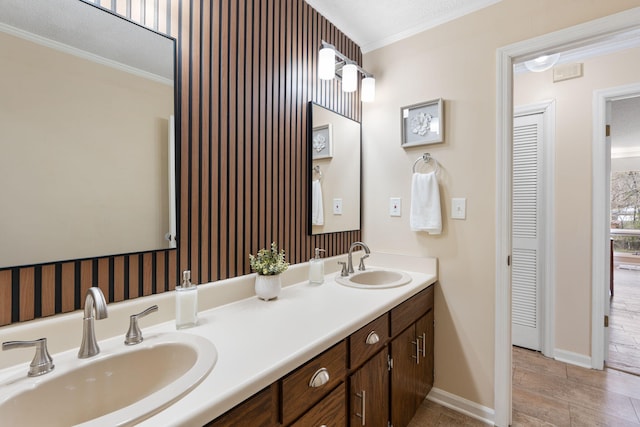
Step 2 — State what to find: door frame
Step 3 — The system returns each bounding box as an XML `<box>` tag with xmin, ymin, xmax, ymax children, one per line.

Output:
<box><xmin>494</xmin><ymin>8</ymin><xmax>640</xmax><ymax>427</ymax></box>
<box><xmin>592</xmin><ymin>83</ymin><xmax>640</xmax><ymax>370</ymax></box>
<box><xmin>513</xmin><ymin>100</ymin><xmax>556</xmax><ymax>357</ymax></box>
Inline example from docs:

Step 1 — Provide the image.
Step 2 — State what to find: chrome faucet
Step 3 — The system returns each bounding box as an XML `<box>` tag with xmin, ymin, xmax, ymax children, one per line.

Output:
<box><xmin>347</xmin><ymin>241</ymin><xmax>371</xmax><ymax>274</ymax></box>
<box><xmin>78</xmin><ymin>287</ymin><xmax>108</xmax><ymax>359</ymax></box>
<box><xmin>2</xmin><ymin>338</ymin><xmax>54</xmax><ymax>377</ymax></box>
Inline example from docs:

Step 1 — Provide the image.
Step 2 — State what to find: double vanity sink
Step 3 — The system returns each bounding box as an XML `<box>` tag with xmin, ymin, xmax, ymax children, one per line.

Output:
<box><xmin>0</xmin><ymin>253</ymin><xmax>435</xmax><ymax>426</ymax></box>
<box><xmin>0</xmin><ymin>332</ymin><xmax>216</xmax><ymax>426</ymax></box>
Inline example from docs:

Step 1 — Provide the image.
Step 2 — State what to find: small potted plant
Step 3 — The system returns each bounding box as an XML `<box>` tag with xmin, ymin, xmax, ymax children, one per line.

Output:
<box><xmin>249</xmin><ymin>242</ymin><xmax>289</xmax><ymax>300</ymax></box>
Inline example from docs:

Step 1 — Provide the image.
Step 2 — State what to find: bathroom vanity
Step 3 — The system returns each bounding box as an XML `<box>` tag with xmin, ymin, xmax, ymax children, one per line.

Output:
<box><xmin>0</xmin><ymin>254</ymin><xmax>436</xmax><ymax>426</ymax></box>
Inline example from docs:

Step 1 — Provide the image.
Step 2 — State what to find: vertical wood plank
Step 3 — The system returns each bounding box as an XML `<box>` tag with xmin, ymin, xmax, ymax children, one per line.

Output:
<box><xmin>142</xmin><ymin>253</ymin><xmax>153</xmax><ymax>296</ymax></box>
<box><xmin>190</xmin><ymin>0</ymin><xmax>201</xmax><ymax>284</ymax></box>
<box><xmin>19</xmin><ymin>268</ymin><xmax>35</xmax><ymax>321</ymax></box>
<box><xmin>155</xmin><ymin>251</ymin><xmax>166</xmax><ymax>294</ymax></box>
<box><xmin>61</xmin><ymin>262</ymin><xmax>75</xmax><ymax>313</ymax></box>
<box><xmin>129</xmin><ymin>255</ymin><xmax>140</xmax><ymax>299</ymax></box>
<box><xmin>114</xmin><ymin>256</ymin><xmax>125</xmax><ymax>302</ymax></box>
<box><xmin>200</xmin><ymin>0</ymin><xmax>211</xmax><ymax>283</ymax></box>
<box><xmin>41</xmin><ymin>265</ymin><xmax>56</xmax><ymax>317</ymax></box>
<box><xmin>0</xmin><ymin>270</ymin><xmax>12</xmax><ymax>325</ymax></box>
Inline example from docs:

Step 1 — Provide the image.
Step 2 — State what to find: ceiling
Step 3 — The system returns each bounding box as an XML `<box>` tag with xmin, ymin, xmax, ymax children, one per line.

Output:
<box><xmin>304</xmin><ymin>0</ymin><xmax>502</xmax><ymax>53</ymax></box>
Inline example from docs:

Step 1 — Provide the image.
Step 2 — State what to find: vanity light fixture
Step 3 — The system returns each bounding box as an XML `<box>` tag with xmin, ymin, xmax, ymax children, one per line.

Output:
<box><xmin>524</xmin><ymin>53</ymin><xmax>561</xmax><ymax>72</ymax></box>
<box><xmin>318</xmin><ymin>41</ymin><xmax>376</xmax><ymax>102</ymax></box>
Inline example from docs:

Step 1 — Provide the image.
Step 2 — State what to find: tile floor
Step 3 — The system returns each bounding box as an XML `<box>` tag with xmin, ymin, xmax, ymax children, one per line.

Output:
<box><xmin>408</xmin><ymin>267</ymin><xmax>640</xmax><ymax>426</ymax></box>
<box><xmin>408</xmin><ymin>348</ymin><xmax>640</xmax><ymax>426</ymax></box>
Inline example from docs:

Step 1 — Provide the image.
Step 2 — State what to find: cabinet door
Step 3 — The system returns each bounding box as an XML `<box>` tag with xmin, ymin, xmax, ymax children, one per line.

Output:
<box><xmin>349</xmin><ymin>348</ymin><xmax>389</xmax><ymax>427</ymax></box>
<box><xmin>390</xmin><ymin>326</ymin><xmax>419</xmax><ymax>427</ymax></box>
<box><xmin>205</xmin><ymin>384</ymin><xmax>278</xmax><ymax>427</ymax></box>
<box><xmin>415</xmin><ymin>310</ymin><xmax>434</xmax><ymax>405</ymax></box>
<box><xmin>291</xmin><ymin>384</ymin><xmax>346</xmax><ymax>427</ymax></box>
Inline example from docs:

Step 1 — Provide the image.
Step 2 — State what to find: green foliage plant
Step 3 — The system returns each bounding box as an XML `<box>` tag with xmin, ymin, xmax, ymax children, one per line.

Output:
<box><xmin>249</xmin><ymin>242</ymin><xmax>289</xmax><ymax>276</ymax></box>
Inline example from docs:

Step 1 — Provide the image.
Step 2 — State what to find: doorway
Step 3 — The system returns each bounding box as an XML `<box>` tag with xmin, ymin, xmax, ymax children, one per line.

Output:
<box><xmin>495</xmin><ymin>9</ymin><xmax>640</xmax><ymax>427</ymax></box>
<box><xmin>607</xmin><ymin>96</ymin><xmax>640</xmax><ymax>376</ymax></box>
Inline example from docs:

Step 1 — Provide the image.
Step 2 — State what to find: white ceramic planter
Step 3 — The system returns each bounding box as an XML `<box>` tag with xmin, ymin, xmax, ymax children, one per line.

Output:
<box><xmin>255</xmin><ymin>274</ymin><xmax>281</xmax><ymax>300</ymax></box>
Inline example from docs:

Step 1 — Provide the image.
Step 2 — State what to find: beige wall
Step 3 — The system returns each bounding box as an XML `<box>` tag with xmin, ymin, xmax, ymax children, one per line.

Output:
<box><xmin>514</xmin><ymin>46</ymin><xmax>640</xmax><ymax>356</ymax></box>
<box><xmin>362</xmin><ymin>0</ymin><xmax>639</xmax><ymax>409</ymax></box>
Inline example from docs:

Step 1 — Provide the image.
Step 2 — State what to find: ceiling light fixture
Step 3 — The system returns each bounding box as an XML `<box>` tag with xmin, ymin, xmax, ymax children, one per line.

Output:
<box><xmin>524</xmin><ymin>53</ymin><xmax>561</xmax><ymax>72</ymax></box>
<box><xmin>318</xmin><ymin>40</ymin><xmax>376</xmax><ymax>102</ymax></box>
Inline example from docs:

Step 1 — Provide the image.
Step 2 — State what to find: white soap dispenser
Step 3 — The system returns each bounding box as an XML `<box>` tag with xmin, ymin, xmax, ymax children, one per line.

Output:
<box><xmin>309</xmin><ymin>248</ymin><xmax>326</xmax><ymax>284</ymax></box>
<box><xmin>176</xmin><ymin>270</ymin><xmax>198</xmax><ymax>329</ymax></box>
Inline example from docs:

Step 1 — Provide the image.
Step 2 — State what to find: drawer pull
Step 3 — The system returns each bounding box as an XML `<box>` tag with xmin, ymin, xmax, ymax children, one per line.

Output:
<box><xmin>308</xmin><ymin>367</ymin><xmax>330</xmax><ymax>388</ymax></box>
<box><xmin>365</xmin><ymin>331</ymin><xmax>379</xmax><ymax>345</ymax></box>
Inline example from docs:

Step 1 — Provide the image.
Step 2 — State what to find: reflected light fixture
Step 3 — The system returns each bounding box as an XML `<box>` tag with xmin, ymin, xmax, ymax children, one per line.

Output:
<box><xmin>524</xmin><ymin>53</ymin><xmax>561</xmax><ymax>72</ymax></box>
<box><xmin>318</xmin><ymin>40</ymin><xmax>376</xmax><ymax>102</ymax></box>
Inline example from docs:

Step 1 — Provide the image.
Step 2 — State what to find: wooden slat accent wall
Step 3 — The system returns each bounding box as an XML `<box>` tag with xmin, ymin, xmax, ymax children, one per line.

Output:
<box><xmin>0</xmin><ymin>0</ymin><xmax>361</xmax><ymax>326</ymax></box>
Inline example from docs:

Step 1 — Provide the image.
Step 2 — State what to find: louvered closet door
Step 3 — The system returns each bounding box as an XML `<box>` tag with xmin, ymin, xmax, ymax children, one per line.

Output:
<box><xmin>512</xmin><ymin>113</ymin><xmax>543</xmax><ymax>351</ymax></box>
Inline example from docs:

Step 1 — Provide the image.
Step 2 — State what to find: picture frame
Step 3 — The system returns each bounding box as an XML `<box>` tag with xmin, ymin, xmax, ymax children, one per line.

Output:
<box><xmin>311</xmin><ymin>123</ymin><xmax>333</xmax><ymax>159</ymax></box>
<box><xmin>400</xmin><ymin>98</ymin><xmax>444</xmax><ymax>147</ymax></box>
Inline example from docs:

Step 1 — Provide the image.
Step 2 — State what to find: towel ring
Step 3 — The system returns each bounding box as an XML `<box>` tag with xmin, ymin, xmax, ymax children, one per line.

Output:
<box><xmin>412</xmin><ymin>153</ymin><xmax>439</xmax><ymax>174</ymax></box>
<box><xmin>313</xmin><ymin>165</ymin><xmax>323</xmax><ymax>179</ymax></box>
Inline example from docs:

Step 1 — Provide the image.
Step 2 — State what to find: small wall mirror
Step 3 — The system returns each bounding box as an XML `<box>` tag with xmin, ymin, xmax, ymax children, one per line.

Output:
<box><xmin>0</xmin><ymin>0</ymin><xmax>176</xmax><ymax>268</ymax></box>
<box><xmin>308</xmin><ymin>102</ymin><xmax>361</xmax><ymax>235</ymax></box>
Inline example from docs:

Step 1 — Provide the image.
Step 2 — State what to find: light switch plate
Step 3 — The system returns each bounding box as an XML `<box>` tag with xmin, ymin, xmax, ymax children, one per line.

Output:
<box><xmin>390</xmin><ymin>197</ymin><xmax>401</xmax><ymax>217</ymax></box>
<box><xmin>451</xmin><ymin>198</ymin><xmax>466</xmax><ymax>220</ymax></box>
<box><xmin>333</xmin><ymin>198</ymin><xmax>343</xmax><ymax>215</ymax></box>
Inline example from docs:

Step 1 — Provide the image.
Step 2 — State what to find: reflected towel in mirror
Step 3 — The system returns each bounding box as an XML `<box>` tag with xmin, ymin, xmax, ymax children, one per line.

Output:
<box><xmin>312</xmin><ymin>179</ymin><xmax>324</xmax><ymax>225</ymax></box>
<box><xmin>410</xmin><ymin>172</ymin><xmax>441</xmax><ymax>234</ymax></box>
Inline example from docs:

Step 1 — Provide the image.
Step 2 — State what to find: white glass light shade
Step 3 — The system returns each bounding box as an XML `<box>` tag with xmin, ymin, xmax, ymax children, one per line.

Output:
<box><xmin>361</xmin><ymin>76</ymin><xmax>375</xmax><ymax>102</ymax></box>
<box><xmin>318</xmin><ymin>47</ymin><xmax>336</xmax><ymax>80</ymax></box>
<box><xmin>524</xmin><ymin>53</ymin><xmax>560</xmax><ymax>72</ymax></box>
<box><xmin>342</xmin><ymin>63</ymin><xmax>357</xmax><ymax>92</ymax></box>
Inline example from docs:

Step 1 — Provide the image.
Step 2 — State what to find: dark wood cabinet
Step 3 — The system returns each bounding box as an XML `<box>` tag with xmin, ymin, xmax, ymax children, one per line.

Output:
<box><xmin>290</xmin><ymin>384</ymin><xmax>346</xmax><ymax>427</ymax></box>
<box><xmin>206</xmin><ymin>285</ymin><xmax>435</xmax><ymax>427</ymax></box>
<box><xmin>281</xmin><ymin>341</ymin><xmax>347</xmax><ymax>425</ymax></box>
<box><xmin>349</xmin><ymin>348</ymin><xmax>389</xmax><ymax>427</ymax></box>
<box><xmin>390</xmin><ymin>289</ymin><xmax>435</xmax><ymax>427</ymax></box>
<box><xmin>204</xmin><ymin>384</ymin><xmax>279</xmax><ymax>427</ymax></box>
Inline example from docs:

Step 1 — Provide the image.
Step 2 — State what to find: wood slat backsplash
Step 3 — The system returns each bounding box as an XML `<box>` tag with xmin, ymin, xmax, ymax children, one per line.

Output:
<box><xmin>0</xmin><ymin>0</ymin><xmax>361</xmax><ymax>326</ymax></box>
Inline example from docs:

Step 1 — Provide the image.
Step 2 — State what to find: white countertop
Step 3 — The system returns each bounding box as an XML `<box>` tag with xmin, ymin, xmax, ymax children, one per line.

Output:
<box><xmin>141</xmin><ymin>270</ymin><xmax>436</xmax><ymax>425</ymax></box>
<box><xmin>0</xmin><ymin>252</ymin><xmax>437</xmax><ymax>426</ymax></box>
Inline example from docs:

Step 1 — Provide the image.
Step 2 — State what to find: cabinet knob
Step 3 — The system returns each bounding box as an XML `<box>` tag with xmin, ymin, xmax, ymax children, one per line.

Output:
<box><xmin>308</xmin><ymin>367</ymin><xmax>330</xmax><ymax>388</ymax></box>
<box><xmin>365</xmin><ymin>331</ymin><xmax>379</xmax><ymax>345</ymax></box>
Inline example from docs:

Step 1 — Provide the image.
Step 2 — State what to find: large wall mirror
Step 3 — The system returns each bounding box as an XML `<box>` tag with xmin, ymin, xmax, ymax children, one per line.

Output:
<box><xmin>0</xmin><ymin>0</ymin><xmax>177</xmax><ymax>268</ymax></box>
<box><xmin>308</xmin><ymin>102</ymin><xmax>361</xmax><ymax>235</ymax></box>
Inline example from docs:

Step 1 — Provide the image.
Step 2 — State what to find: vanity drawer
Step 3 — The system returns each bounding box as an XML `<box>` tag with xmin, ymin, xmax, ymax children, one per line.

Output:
<box><xmin>349</xmin><ymin>313</ymin><xmax>389</xmax><ymax>369</ymax></box>
<box><xmin>281</xmin><ymin>340</ymin><xmax>347</xmax><ymax>425</ymax></box>
<box><xmin>290</xmin><ymin>383</ymin><xmax>346</xmax><ymax>427</ymax></box>
<box><xmin>390</xmin><ymin>286</ymin><xmax>434</xmax><ymax>337</ymax></box>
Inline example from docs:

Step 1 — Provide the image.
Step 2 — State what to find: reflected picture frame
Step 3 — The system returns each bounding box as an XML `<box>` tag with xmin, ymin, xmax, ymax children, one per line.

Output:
<box><xmin>401</xmin><ymin>98</ymin><xmax>444</xmax><ymax>147</ymax></box>
<box><xmin>312</xmin><ymin>124</ymin><xmax>333</xmax><ymax>159</ymax></box>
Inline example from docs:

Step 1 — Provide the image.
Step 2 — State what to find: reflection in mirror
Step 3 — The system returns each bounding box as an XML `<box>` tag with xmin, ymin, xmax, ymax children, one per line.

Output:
<box><xmin>0</xmin><ymin>0</ymin><xmax>176</xmax><ymax>268</ymax></box>
<box><xmin>308</xmin><ymin>103</ymin><xmax>361</xmax><ymax>235</ymax></box>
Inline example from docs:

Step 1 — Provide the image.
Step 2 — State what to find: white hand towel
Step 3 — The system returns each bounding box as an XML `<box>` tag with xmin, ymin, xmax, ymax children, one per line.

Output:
<box><xmin>410</xmin><ymin>172</ymin><xmax>441</xmax><ymax>234</ymax></box>
<box><xmin>312</xmin><ymin>179</ymin><xmax>324</xmax><ymax>226</ymax></box>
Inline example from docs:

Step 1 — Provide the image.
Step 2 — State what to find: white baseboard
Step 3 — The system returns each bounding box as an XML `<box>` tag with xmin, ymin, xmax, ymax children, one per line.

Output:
<box><xmin>427</xmin><ymin>387</ymin><xmax>495</xmax><ymax>425</ymax></box>
<box><xmin>554</xmin><ymin>349</ymin><xmax>592</xmax><ymax>368</ymax></box>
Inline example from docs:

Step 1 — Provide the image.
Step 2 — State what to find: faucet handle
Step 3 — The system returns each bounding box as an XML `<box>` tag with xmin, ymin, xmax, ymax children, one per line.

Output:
<box><xmin>338</xmin><ymin>261</ymin><xmax>349</xmax><ymax>277</ymax></box>
<box><xmin>358</xmin><ymin>254</ymin><xmax>370</xmax><ymax>271</ymax></box>
<box><xmin>2</xmin><ymin>337</ymin><xmax>54</xmax><ymax>377</ymax></box>
<box><xmin>125</xmin><ymin>305</ymin><xmax>159</xmax><ymax>345</ymax></box>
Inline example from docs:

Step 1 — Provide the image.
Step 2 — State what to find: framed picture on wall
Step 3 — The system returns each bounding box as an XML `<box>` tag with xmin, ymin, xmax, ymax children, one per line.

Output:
<box><xmin>312</xmin><ymin>124</ymin><xmax>333</xmax><ymax>159</ymax></box>
<box><xmin>401</xmin><ymin>98</ymin><xmax>444</xmax><ymax>147</ymax></box>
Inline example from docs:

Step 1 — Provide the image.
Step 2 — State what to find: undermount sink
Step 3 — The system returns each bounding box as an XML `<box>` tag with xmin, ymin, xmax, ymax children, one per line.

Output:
<box><xmin>0</xmin><ymin>332</ymin><xmax>217</xmax><ymax>426</ymax></box>
<box><xmin>336</xmin><ymin>268</ymin><xmax>412</xmax><ymax>289</ymax></box>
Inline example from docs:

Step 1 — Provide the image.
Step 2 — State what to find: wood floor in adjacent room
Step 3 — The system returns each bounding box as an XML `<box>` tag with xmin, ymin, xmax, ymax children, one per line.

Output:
<box><xmin>408</xmin><ymin>346</ymin><xmax>640</xmax><ymax>426</ymax></box>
